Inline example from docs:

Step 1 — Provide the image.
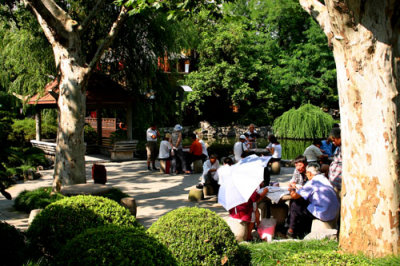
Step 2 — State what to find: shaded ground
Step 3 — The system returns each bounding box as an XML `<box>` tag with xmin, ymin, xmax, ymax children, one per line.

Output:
<box><xmin>0</xmin><ymin>156</ymin><xmax>293</xmax><ymax>229</ymax></box>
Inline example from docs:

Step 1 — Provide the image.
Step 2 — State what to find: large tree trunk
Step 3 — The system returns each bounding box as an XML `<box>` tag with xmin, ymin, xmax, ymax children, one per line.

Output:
<box><xmin>52</xmin><ymin>44</ymin><xmax>88</xmax><ymax>190</ymax></box>
<box><xmin>300</xmin><ymin>0</ymin><xmax>400</xmax><ymax>257</ymax></box>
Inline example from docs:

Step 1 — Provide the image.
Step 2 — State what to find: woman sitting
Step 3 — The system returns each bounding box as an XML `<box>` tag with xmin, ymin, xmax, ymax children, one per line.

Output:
<box><xmin>266</xmin><ymin>134</ymin><xmax>281</xmax><ymax>163</ymax></box>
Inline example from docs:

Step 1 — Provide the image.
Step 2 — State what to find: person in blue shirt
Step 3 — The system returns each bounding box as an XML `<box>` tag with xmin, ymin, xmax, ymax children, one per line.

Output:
<box><xmin>287</xmin><ymin>163</ymin><xmax>339</xmax><ymax>238</ymax></box>
<box><xmin>321</xmin><ymin>137</ymin><xmax>334</xmax><ymax>157</ymax></box>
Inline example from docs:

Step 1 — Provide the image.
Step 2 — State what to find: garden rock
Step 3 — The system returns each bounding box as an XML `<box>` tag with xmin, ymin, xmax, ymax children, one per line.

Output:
<box><xmin>225</xmin><ymin>217</ymin><xmax>248</xmax><ymax>242</ymax></box>
<box><xmin>60</xmin><ymin>183</ymin><xmax>113</xmax><ymax>196</ymax></box>
<box><xmin>304</xmin><ymin>229</ymin><xmax>338</xmax><ymax>241</ymax></box>
<box><xmin>120</xmin><ymin>197</ymin><xmax>137</xmax><ymax>217</ymax></box>
<box><xmin>188</xmin><ymin>187</ymin><xmax>204</xmax><ymax>201</ymax></box>
<box><xmin>28</xmin><ymin>209</ymin><xmax>42</xmax><ymax>225</ymax></box>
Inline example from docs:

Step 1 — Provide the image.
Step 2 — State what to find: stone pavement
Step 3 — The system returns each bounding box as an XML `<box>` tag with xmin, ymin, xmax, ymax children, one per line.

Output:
<box><xmin>0</xmin><ymin>156</ymin><xmax>294</xmax><ymax>230</ymax></box>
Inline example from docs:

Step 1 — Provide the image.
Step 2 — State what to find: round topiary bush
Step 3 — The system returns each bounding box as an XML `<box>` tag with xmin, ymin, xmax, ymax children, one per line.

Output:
<box><xmin>147</xmin><ymin>207</ymin><xmax>239</xmax><ymax>265</ymax></box>
<box><xmin>14</xmin><ymin>187</ymin><xmax>65</xmax><ymax>213</ymax></box>
<box><xmin>0</xmin><ymin>221</ymin><xmax>27</xmax><ymax>266</ymax></box>
<box><xmin>56</xmin><ymin>225</ymin><xmax>176</xmax><ymax>266</ymax></box>
<box><xmin>27</xmin><ymin>195</ymin><xmax>143</xmax><ymax>258</ymax></box>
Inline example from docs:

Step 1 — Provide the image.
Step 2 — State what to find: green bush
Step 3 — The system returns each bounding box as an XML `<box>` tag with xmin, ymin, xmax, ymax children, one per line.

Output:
<box><xmin>27</xmin><ymin>195</ymin><xmax>143</xmax><ymax>258</ymax></box>
<box><xmin>84</xmin><ymin>124</ymin><xmax>98</xmax><ymax>144</ymax></box>
<box><xmin>56</xmin><ymin>226</ymin><xmax>176</xmax><ymax>266</ymax></box>
<box><xmin>0</xmin><ymin>221</ymin><xmax>27</xmax><ymax>266</ymax></box>
<box><xmin>273</xmin><ymin>104</ymin><xmax>335</xmax><ymax>139</ymax></box>
<box><xmin>207</xmin><ymin>143</ymin><xmax>233</xmax><ymax>159</ymax></box>
<box><xmin>9</xmin><ymin>118</ymin><xmax>57</xmax><ymax>144</ymax></box>
<box><xmin>147</xmin><ymin>207</ymin><xmax>240</xmax><ymax>265</ymax></box>
<box><xmin>14</xmin><ymin>187</ymin><xmax>65</xmax><ymax>213</ymax></box>
<box><xmin>101</xmin><ymin>187</ymin><xmax>130</xmax><ymax>203</ymax></box>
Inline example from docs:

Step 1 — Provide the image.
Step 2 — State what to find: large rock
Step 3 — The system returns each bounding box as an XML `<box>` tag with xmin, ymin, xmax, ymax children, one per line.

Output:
<box><xmin>304</xmin><ymin>229</ymin><xmax>338</xmax><ymax>241</ymax></box>
<box><xmin>225</xmin><ymin>217</ymin><xmax>248</xmax><ymax>242</ymax></box>
<box><xmin>60</xmin><ymin>183</ymin><xmax>113</xmax><ymax>196</ymax></box>
<box><xmin>120</xmin><ymin>197</ymin><xmax>137</xmax><ymax>217</ymax></box>
<box><xmin>188</xmin><ymin>187</ymin><xmax>204</xmax><ymax>202</ymax></box>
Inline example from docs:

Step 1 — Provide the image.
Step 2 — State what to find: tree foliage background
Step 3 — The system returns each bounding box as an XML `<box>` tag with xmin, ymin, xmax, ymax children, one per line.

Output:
<box><xmin>182</xmin><ymin>0</ymin><xmax>337</xmax><ymax>125</ymax></box>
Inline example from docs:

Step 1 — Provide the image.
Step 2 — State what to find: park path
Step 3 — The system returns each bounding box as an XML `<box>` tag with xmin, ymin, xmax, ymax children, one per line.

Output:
<box><xmin>0</xmin><ymin>157</ymin><xmax>293</xmax><ymax>229</ymax></box>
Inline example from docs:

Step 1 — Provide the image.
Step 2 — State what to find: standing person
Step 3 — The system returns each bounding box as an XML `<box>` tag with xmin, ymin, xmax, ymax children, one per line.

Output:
<box><xmin>233</xmin><ymin>135</ymin><xmax>249</xmax><ymax>163</ymax></box>
<box><xmin>158</xmin><ymin>133</ymin><xmax>172</xmax><ymax>174</ymax></box>
<box><xmin>266</xmin><ymin>134</ymin><xmax>282</xmax><ymax>163</ymax></box>
<box><xmin>186</xmin><ymin>133</ymin><xmax>205</xmax><ymax>174</ymax></box>
<box><xmin>197</xmin><ymin>133</ymin><xmax>209</xmax><ymax>161</ymax></box>
<box><xmin>146</xmin><ymin>123</ymin><xmax>160</xmax><ymax>171</ymax></box>
<box><xmin>171</xmin><ymin>124</ymin><xmax>186</xmax><ymax>174</ymax></box>
<box><xmin>328</xmin><ymin>127</ymin><xmax>342</xmax><ymax>196</ymax></box>
<box><xmin>244</xmin><ymin>124</ymin><xmax>259</xmax><ymax>149</ymax></box>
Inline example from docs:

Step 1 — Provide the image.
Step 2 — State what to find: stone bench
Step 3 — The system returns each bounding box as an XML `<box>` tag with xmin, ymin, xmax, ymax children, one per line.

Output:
<box><xmin>110</xmin><ymin>140</ymin><xmax>138</xmax><ymax>161</ymax></box>
<box><xmin>60</xmin><ymin>183</ymin><xmax>113</xmax><ymax>196</ymax></box>
<box><xmin>311</xmin><ymin>218</ymin><xmax>337</xmax><ymax>232</ymax></box>
<box><xmin>188</xmin><ymin>187</ymin><xmax>204</xmax><ymax>202</ymax></box>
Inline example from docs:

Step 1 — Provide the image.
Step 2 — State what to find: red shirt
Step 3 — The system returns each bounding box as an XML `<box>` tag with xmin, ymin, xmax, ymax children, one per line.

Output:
<box><xmin>229</xmin><ymin>191</ymin><xmax>260</xmax><ymax>222</ymax></box>
<box><xmin>190</xmin><ymin>139</ymin><xmax>203</xmax><ymax>156</ymax></box>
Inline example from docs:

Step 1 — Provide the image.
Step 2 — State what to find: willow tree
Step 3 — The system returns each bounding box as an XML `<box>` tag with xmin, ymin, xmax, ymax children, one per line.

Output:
<box><xmin>299</xmin><ymin>0</ymin><xmax>400</xmax><ymax>256</ymax></box>
<box><xmin>22</xmin><ymin>0</ymin><xmax>225</xmax><ymax>191</ymax></box>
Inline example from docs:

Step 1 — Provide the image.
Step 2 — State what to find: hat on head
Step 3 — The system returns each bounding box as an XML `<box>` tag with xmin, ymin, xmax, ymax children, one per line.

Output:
<box><xmin>239</xmin><ymin>134</ymin><xmax>246</xmax><ymax>140</ymax></box>
<box><xmin>174</xmin><ymin>124</ymin><xmax>183</xmax><ymax>131</ymax></box>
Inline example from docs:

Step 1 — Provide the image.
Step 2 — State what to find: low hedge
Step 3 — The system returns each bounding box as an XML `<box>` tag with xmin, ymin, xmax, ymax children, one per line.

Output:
<box><xmin>0</xmin><ymin>221</ymin><xmax>27</xmax><ymax>266</ymax></box>
<box><xmin>56</xmin><ymin>226</ymin><xmax>176</xmax><ymax>266</ymax></box>
<box><xmin>14</xmin><ymin>187</ymin><xmax>65</xmax><ymax>213</ymax></box>
<box><xmin>147</xmin><ymin>207</ymin><xmax>240</xmax><ymax>265</ymax></box>
<box><xmin>27</xmin><ymin>195</ymin><xmax>143</xmax><ymax>258</ymax></box>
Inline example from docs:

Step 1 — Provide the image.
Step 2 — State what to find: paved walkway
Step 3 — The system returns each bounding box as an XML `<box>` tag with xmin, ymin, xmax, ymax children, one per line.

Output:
<box><xmin>0</xmin><ymin>156</ymin><xmax>293</xmax><ymax>230</ymax></box>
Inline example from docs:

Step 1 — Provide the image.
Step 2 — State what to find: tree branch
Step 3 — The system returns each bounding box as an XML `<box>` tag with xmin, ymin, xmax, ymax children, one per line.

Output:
<box><xmin>24</xmin><ymin>0</ymin><xmax>75</xmax><ymax>39</ymax></box>
<box><xmin>79</xmin><ymin>0</ymin><xmax>106</xmax><ymax>34</ymax></box>
<box><xmin>299</xmin><ymin>0</ymin><xmax>332</xmax><ymax>39</ymax></box>
<box><xmin>88</xmin><ymin>6</ymin><xmax>129</xmax><ymax>72</ymax></box>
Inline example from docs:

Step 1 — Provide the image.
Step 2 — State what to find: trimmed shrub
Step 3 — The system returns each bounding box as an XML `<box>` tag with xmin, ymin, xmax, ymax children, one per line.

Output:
<box><xmin>27</xmin><ymin>195</ymin><xmax>143</xmax><ymax>258</ymax></box>
<box><xmin>148</xmin><ymin>207</ymin><xmax>240</xmax><ymax>265</ymax></box>
<box><xmin>0</xmin><ymin>221</ymin><xmax>27</xmax><ymax>266</ymax></box>
<box><xmin>56</xmin><ymin>226</ymin><xmax>176</xmax><ymax>266</ymax></box>
<box><xmin>14</xmin><ymin>187</ymin><xmax>65</xmax><ymax>213</ymax></box>
<box><xmin>84</xmin><ymin>124</ymin><xmax>98</xmax><ymax>144</ymax></box>
<box><xmin>273</xmin><ymin>104</ymin><xmax>335</xmax><ymax>139</ymax></box>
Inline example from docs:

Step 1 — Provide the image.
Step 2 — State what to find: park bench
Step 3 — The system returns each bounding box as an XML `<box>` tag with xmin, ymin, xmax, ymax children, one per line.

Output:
<box><xmin>102</xmin><ymin>139</ymin><xmax>138</xmax><ymax>161</ymax></box>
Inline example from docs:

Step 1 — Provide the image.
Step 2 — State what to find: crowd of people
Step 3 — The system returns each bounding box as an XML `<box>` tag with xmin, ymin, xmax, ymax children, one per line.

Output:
<box><xmin>145</xmin><ymin>123</ymin><xmax>343</xmax><ymax>240</ymax></box>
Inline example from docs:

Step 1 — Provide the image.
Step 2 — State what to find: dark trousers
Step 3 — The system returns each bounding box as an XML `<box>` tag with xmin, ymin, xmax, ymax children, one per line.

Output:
<box><xmin>171</xmin><ymin>149</ymin><xmax>186</xmax><ymax>173</ymax></box>
<box><xmin>289</xmin><ymin>197</ymin><xmax>314</xmax><ymax>237</ymax></box>
<box><xmin>186</xmin><ymin>154</ymin><xmax>206</xmax><ymax>171</ymax></box>
<box><xmin>263</xmin><ymin>167</ymin><xmax>270</xmax><ymax>186</ymax></box>
<box><xmin>205</xmin><ymin>172</ymin><xmax>220</xmax><ymax>194</ymax></box>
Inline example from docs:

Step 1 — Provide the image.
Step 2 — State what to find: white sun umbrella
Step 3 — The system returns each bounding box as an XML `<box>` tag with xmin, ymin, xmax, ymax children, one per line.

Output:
<box><xmin>218</xmin><ymin>155</ymin><xmax>271</xmax><ymax>211</ymax></box>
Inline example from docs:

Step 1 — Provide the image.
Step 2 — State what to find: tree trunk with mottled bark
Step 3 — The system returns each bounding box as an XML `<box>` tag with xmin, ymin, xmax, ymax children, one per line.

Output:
<box><xmin>300</xmin><ymin>0</ymin><xmax>400</xmax><ymax>257</ymax></box>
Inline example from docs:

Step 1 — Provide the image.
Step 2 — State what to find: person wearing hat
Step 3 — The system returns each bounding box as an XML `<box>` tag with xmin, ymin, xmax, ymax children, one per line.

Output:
<box><xmin>171</xmin><ymin>124</ymin><xmax>187</xmax><ymax>174</ymax></box>
<box><xmin>233</xmin><ymin>134</ymin><xmax>249</xmax><ymax>163</ymax></box>
<box><xmin>146</xmin><ymin>123</ymin><xmax>160</xmax><ymax>171</ymax></box>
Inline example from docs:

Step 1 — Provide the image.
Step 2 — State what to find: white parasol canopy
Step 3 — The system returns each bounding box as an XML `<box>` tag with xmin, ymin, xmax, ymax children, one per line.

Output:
<box><xmin>218</xmin><ymin>155</ymin><xmax>271</xmax><ymax>211</ymax></box>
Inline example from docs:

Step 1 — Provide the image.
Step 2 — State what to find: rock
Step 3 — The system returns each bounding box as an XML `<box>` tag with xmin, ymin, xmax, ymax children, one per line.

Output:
<box><xmin>60</xmin><ymin>183</ymin><xmax>113</xmax><ymax>196</ymax></box>
<box><xmin>270</xmin><ymin>161</ymin><xmax>281</xmax><ymax>175</ymax></box>
<box><xmin>311</xmin><ymin>218</ymin><xmax>337</xmax><ymax>232</ymax></box>
<box><xmin>225</xmin><ymin>217</ymin><xmax>248</xmax><ymax>242</ymax></box>
<box><xmin>120</xmin><ymin>197</ymin><xmax>137</xmax><ymax>217</ymax></box>
<box><xmin>193</xmin><ymin>160</ymin><xmax>203</xmax><ymax>173</ymax></box>
<box><xmin>188</xmin><ymin>187</ymin><xmax>204</xmax><ymax>202</ymax></box>
<box><xmin>304</xmin><ymin>229</ymin><xmax>338</xmax><ymax>241</ymax></box>
<box><xmin>28</xmin><ymin>209</ymin><xmax>42</xmax><ymax>225</ymax></box>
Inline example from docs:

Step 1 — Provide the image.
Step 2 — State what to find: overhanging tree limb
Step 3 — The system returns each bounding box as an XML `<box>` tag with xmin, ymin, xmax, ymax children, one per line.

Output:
<box><xmin>299</xmin><ymin>0</ymin><xmax>333</xmax><ymax>45</ymax></box>
<box><xmin>88</xmin><ymin>5</ymin><xmax>130</xmax><ymax>71</ymax></box>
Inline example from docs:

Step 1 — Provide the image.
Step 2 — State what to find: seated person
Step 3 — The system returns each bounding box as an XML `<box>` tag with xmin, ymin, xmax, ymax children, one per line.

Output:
<box><xmin>266</xmin><ymin>134</ymin><xmax>282</xmax><ymax>163</ymax></box>
<box><xmin>196</xmin><ymin>154</ymin><xmax>220</xmax><ymax>190</ymax></box>
<box><xmin>290</xmin><ymin>155</ymin><xmax>308</xmax><ymax>187</ymax></box>
<box><xmin>321</xmin><ymin>137</ymin><xmax>334</xmax><ymax>157</ymax></box>
<box><xmin>229</xmin><ymin>185</ymin><xmax>269</xmax><ymax>241</ymax></box>
<box><xmin>233</xmin><ymin>135</ymin><xmax>249</xmax><ymax>163</ymax></box>
<box><xmin>244</xmin><ymin>124</ymin><xmax>259</xmax><ymax>149</ymax></box>
<box><xmin>287</xmin><ymin>163</ymin><xmax>339</xmax><ymax>238</ymax></box>
<box><xmin>186</xmin><ymin>133</ymin><xmax>206</xmax><ymax>174</ymax></box>
<box><xmin>303</xmin><ymin>139</ymin><xmax>328</xmax><ymax>163</ymax></box>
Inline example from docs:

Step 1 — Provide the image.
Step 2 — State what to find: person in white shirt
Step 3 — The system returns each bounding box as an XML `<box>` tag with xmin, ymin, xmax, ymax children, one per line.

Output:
<box><xmin>146</xmin><ymin>123</ymin><xmax>160</xmax><ymax>171</ymax></box>
<box><xmin>198</xmin><ymin>138</ymin><xmax>209</xmax><ymax>160</ymax></box>
<box><xmin>303</xmin><ymin>140</ymin><xmax>328</xmax><ymax>163</ymax></box>
<box><xmin>159</xmin><ymin>133</ymin><xmax>172</xmax><ymax>160</ymax></box>
<box><xmin>196</xmin><ymin>154</ymin><xmax>220</xmax><ymax>191</ymax></box>
<box><xmin>266</xmin><ymin>134</ymin><xmax>282</xmax><ymax>163</ymax></box>
<box><xmin>233</xmin><ymin>135</ymin><xmax>248</xmax><ymax>163</ymax></box>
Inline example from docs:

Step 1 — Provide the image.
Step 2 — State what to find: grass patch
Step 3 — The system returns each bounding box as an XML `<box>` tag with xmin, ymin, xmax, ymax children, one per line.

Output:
<box><xmin>245</xmin><ymin>240</ymin><xmax>400</xmax><ymax>265</ymax></box>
